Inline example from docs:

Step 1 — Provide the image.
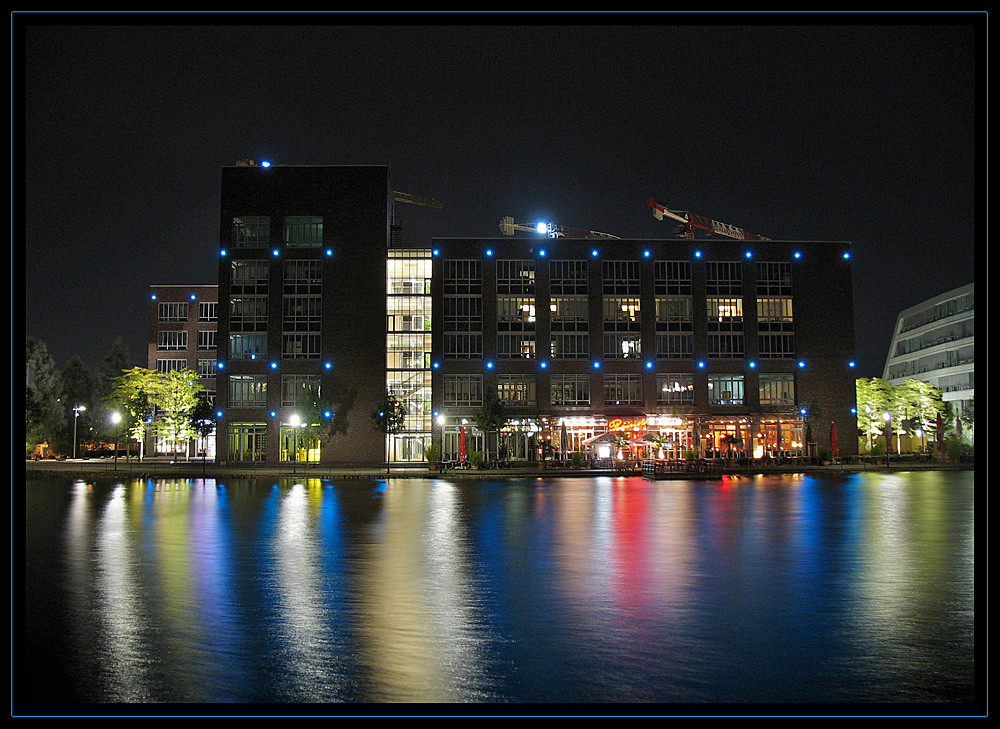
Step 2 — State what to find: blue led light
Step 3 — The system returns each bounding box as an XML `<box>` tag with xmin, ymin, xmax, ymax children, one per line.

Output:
<box><xmin>851</xmin><ymin>408</ymin><xmax>858</xmax><ymax>414</ymax></box>
<box><xmin>843</xmin><ymin>252</ymin><xmax>851</xmax><ymax>259</ymax></box>
<box><xmin>798</xmin><ymin>360</ymin><xmax>806</xmax><ymax>368</ymax></box>
<box><xmin>644</xmin><ymin>250</ymin><xmax>651</xmax><ymax>258</ymax></box>
<box><xmin>745</xmin><ymin>250</ymin><xmax>753</xmax><ymax>258</ymax></box>
<box><xmin>698</xmin><ymin>361</ymin><xmax>706</xmax><ymax>368</ymax></box>
<box><xmin>592</xmin><ymin>249</ymin><xmax>599</xmax><ymax>257</ymax></box>
<box><xmin>326</xmin><ymin>249</ymin><xmax>333</xmax><ymax>257</ymax></box>
<box><xmin>800</xmin><ymin>408</ymin><xmax>808</xmax><ymax>416</ymax></box>
<box><xmin>593</xmin><ymin>361</ymin><xmax>601</xmax><ymax>369</ymax></box>
<box><xmin>220</xmin><ymin>249</ymin><xmax>227</xmax><ymax>257</ymax></box>
<box><xmin>540</xmin><ymin>361</ymin><xmax>548</xmax><ymax>369</ymax></box>
<box><xmin>270</xmin><ymin>411</ymin><xmax>276</xmax><ymax>418</ymax></box>
<box><xmin>432</xmin><ymin>361</ymin><xmax>440</xmax><ymax>369</ymax></box>
<box><xmin>261</xmin><ymin>160</ymin><xmax>271</xmax><ymax>168</ymax></box>
<box><xmin>645</xmin><ymin>361</ymin><xmax>653</xmax><ymax>369</ymax></box>
<box><xmin>748</xmin><ymin>361</ymin><xmax>757</xmax><ymax>369</ymax></box>
<box><xmin>272</xmin><ymin>249</ymin><xmax>280</xmax><ymax>257</ymax></box>
<box><xmin>216</xmin><ymin>362</ymin><xmax>224</xmax><ymax>369</ymax></box>
<box><xmin>539</xmin><ymin>249</ymin><xmax>547</xmax><ymax>257</ymax></box>
<box><xmin>694</xmin><ymin>250</ymin><xmax>702</xmax><ymax>258</ymax></box>
<box><xmin>190</xmin><ymin>293</ymin><xmax>197</xmax><ymax>300</ymax></box>
<box><xmin>150</xmin><ymin>294</ymin><xmax>157</xmax><ymax>300</ymax></box>
<box><xmin>270</xmin><ymin>361</ymin><xmax>278</xmax><ymax>369</ymax></box>
<box><xmin>486</xmin><ymin>249</ymin><xmax>493</xmax><ymax>257</ymax></box>
<box><xmin>433</xmin><ymin>249</ymin><xmax>440</xmax><ymax>256</ymax></box>
<box><xmin>849</xmin><ymin>361</ymin><xmax>856</xmax><ymax>368</ymax></box>
<box><xmin>324</xmin><ymin>410</ymin><xmax>332</xmax><ymax>418</ymax></box>
<box><xmin>324</xmin><ymin>362</ymin><xmax>332</xmax><ymax>369</ymax></box>
<box><xmin>486</xmin><ymin>361</ymin><xmax>494</xmax><ymax>369</ymax></box>
<box><xmin>793</xmin><ymin>251</ymin><xmax>801</xmax><ymax>259</ymax></box>
<box><xmin>216</xmin><ymin>411</ymin><xmax>224</xmax><ymax>419</ymax></box>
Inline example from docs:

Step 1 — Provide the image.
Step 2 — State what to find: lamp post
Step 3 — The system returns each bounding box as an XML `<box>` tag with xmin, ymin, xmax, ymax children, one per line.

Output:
<box><xmin>110</xmin><ymin>411</ymin><xmax>121</xmax><ymax>471</ymax></box>
<box><xmin>436</xmin><ymin>414</ymin><xmax>446</xmax><ymax>463</ymax></box>
<box><xmin>288</xmin><ymin>414</ymin><xmax>300</xmax><ymax>473</ymax></box>
<box><xmin>72</xmin><ymin>405</ymin><xmax>86</xmax><ymax>459</ymax></box>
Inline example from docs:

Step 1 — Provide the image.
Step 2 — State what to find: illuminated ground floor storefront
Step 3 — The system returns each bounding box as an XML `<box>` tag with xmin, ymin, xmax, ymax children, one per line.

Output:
<box><xmin>438</xmin><ymin>414</ymin><xmax>808</xmax><ymax>463</ymax></box>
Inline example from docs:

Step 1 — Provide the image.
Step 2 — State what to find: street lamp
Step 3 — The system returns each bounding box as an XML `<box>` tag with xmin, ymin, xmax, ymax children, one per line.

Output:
<box><xmin>110</xmin><ymin>412</ymin><xmax>121</xmax><ymax>470</ymax></box>
<box><xmin>436</xmin><ymin>414</ymin><xmax>446</xmax><ymax>461</ymax></box>
<box><xmin>72</xmin><ymin>405</ymin><xmax>86</xmax><ymax>459</ymax></box>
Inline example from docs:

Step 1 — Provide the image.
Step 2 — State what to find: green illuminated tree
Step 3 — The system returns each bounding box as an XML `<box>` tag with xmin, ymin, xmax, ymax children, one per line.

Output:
<box><xmin>855</xmin><ymin>377</ymin><xmax>891</xmax><ymax>452</ymax></box>
<box><xmin>149</xmin><ymin>369</ymin><xmax>205</xmax><ymax>458</ymax></box>
<box><xmin>107</xmin><ymin>367</ymin><xmax>158</xmax><ymax>459</ymax></box>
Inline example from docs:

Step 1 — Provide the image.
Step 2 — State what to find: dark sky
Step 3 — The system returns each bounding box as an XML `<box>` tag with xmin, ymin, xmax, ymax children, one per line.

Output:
<box><xmin>19</xmin><ymin>14</ymin><xmax>983</xmax><ymax>379</ymax></box>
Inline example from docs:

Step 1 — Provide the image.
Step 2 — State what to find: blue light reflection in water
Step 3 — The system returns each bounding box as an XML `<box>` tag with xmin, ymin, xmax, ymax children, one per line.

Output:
<box><xmin>22</xmin><ymin>471</ymin><xmax>976</xmax><ymax>705</ymax></box>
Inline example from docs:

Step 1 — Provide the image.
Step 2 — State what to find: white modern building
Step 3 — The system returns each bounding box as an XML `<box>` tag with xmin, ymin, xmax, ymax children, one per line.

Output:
<box><xmin>883</xmin><ymin>283</ymin><xmax>974</xmax><ymax>419</ymax></box>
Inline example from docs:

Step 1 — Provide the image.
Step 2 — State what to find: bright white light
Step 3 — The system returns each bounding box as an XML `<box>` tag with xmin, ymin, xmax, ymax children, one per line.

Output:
<box><xmin>111</xmin><ymin>412</ymin><xmax>121</xmax><ymax>424</ymax></box>
<box><xmin>536</xmin><ymin>222</ymin><xmax>547</xmax><ymax>234</ymax></box>
<box><xmin>289</xmin><ymin>414</ymin><xmax>301</xmax><ymax>427</ymax></box>
<box><xmin>261</xmin><ymin>160</ymin><xmax>271</xmax><ymax>167</ymax></box>
<box><xmin>436</xmin><ymin>415</ymin><xmax>446</xmax><ymax>426</ymax></box>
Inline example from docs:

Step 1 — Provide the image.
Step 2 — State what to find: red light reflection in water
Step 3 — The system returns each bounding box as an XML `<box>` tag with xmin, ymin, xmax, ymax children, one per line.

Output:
<box><xmin>611</xmin><ymin>480</ymin><xmax>650</xmax><ymax>621</ymax></box>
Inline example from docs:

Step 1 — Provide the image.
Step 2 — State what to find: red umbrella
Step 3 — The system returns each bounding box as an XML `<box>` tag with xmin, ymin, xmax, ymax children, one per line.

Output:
<box><xmin>459</xmin><ymin>426</ymin><xmax>467</xmax><ymax>462</ymax></box>
<box><xmin>830</xmin><ymin>421</ymin><xmax>839</xmax><ymax>458</ymax></box>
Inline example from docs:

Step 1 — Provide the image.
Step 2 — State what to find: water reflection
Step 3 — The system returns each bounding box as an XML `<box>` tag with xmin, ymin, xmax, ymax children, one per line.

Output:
<box><xmin>22</xmin><ymin>470</ymin><xmax>977</xmax><ymax>706</ymax></box>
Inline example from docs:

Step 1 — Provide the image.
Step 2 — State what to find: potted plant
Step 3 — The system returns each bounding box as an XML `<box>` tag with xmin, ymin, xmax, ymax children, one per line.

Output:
<box><xmin>469</xmin><ymin>450</ymin><xmax>484</xmax><ymax>470</ymax></box>
<box><xmin>424</xmin><ymin>443</ymin><xmax>441</xmax><ymax>471</ymax></box>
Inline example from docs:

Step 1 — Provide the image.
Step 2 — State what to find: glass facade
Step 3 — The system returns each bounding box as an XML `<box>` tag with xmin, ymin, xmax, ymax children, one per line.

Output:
<box><xmin>387</xmin><ymin>249</ymin><xmax>433</xmax><ymax>462</ymax></box>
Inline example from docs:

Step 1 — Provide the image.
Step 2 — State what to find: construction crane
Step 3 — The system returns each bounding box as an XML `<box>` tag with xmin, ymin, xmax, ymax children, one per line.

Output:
<box><xmin>394</xmin><ymin>191</ymin><xmax>443</xmax><ymax>209</ymax></box>
<box><xmin>647</xmin><ymin>198</ymin><xmax>769</xmax><ymax>241</ymax></box>
<box><xmin>500</xmin><ymin>216</ymin><xmax>621</xmax><ymax>240</ymax></box>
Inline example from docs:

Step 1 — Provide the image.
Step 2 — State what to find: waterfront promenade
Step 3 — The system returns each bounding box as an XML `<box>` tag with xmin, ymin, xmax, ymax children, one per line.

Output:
<box><xmin>25</xmin><ymin>457</ymin><xmax>973</xmax><ymax>481</ymax></box>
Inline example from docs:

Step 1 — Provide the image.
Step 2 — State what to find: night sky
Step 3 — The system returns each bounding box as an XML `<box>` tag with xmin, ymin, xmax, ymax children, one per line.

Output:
<box><xmin>18</xmin><ymin>14</ymin><xmax>984</xmax><ymax>380</ymax></box>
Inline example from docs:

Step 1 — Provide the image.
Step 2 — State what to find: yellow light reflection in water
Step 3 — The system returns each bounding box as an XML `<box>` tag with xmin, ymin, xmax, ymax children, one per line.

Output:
<box><xmin>353</xmin><ymin>480</ymin><xmax>490</xmax><ymax>702</ymax></box>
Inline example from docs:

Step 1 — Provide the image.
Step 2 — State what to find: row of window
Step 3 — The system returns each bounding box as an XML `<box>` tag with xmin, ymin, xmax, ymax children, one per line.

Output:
<box><xmin>155</xmin><ymin>358</ymin><xmax>217</xmax><ymax>376</ymax></box>
<box><xmin>441</xmin><ymin>373</ymin><xmax>796</xmax><ymax>408</ymax></box>
<box><xmin>443</xmin><ymin>259</ymin><xmax>792</xmax><ymax>295</ymax></box>
<box><xmin>157</xmin><ymin>330</ymin><xmax>217</xmax><ymax>351</ymax></box>
<box><xmin>231</xmin><ymin>216</ymin><xmax>325</xmax><ymax>247</ymax></box>
<box><xmin>157</xmin><ymin>301</ymin><xmax>217</xmax><ymax>322</ymax></box>
<box><xmin>443</xmin><ymin>332</ymin><xmax>796</xmax><ymax>360</ymax></box>
<box><xmin>227</xmin><ymin>374</ymin><xmax>322</xmax><ymax>407</ymax></box>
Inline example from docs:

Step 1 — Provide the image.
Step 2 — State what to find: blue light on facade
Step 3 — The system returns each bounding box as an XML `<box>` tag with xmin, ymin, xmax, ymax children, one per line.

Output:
<box><xmin>748</xmin><ymin>360</ymin><xmax>757</xmax><ymax>369</ymax></box>
<box><xmin>325</xmin><ymin>362</ymin><xmax>332</xmax><ymax>369</ymax></box>
<box><xmin>540</xmin><ymin>361</ymin><xmax>548</xmax><ymax>369</ymax></box>
<box><xmin>326</xmin><ymin>249</ymin><xmax>333</xmax><ymax>257</ymax></box>
<box><xmin>745</xmin><ymin>250</ymin><xmax>753</xmax><ymax>258</ymax></box>
<box><xmin>216</xmin><ymin>411</ymin><xmax>224</xmax><ymax>419</ymax></box>
<box><xmin>220</xmin><ymin>249</ymin><xmax>227</xmax><ymax>257</ymax></box>
<box><xmin>432</xmin><ymin>361</ymin><xmax>440</xmax><ymax>369</ymax></box>
<box><xmin>216</xmin><ymin>362</ymin><xmax>224</xmax><ymax>369</ymax></box>
<box><xmin>694</xmin><ymin>250</ymin><xmax>702</xmax><ymax>258</ymax></box>
<box><xmin>486</xmin><ymin>361</ymin><xmax>494</xmax><ymax>369</ymax></box>
<box><xmin>592</xmin><ymin>249</ymin><xmax>599</xmax><ymax>257</ymax></box>
<box><xmin>486</xmin><ymin>249</ymin><xmax>493</xmax><ymax>257</ymax></box>
<box><xmin>272</xmin><ymin>249</ymin><xmax>280</xmax><ymax>257</ymax></box>
<box><xmin>271</xmin><ymin>362</ymin><xmax>278</xmax><ymax>369</ymax></box>
<box><xmin>798</xmin><ymin>360</ymin><xmax>806</xmax><ymax>368</ymax></box>
<box><xmin>793</xmin><ymin>251</ymin><xmax>801</xmax><ymax>259</ymax></box>
<box><xmin>593</xmin><ymin>361</ymin><xmax>601</xmax><ymax>369</ymax></box>
<box><xmin>645</xmin><ymin>361</ymin><xmax>654</xmax><ymax>369</ymax></box>
<box><xmin>698</xmin><ymin>360</ymin><xmax>706</xmax><ymax>368</ymax></box>
<box><xmin>644</xmin><ymin>250</ymin><xmax>651</xmax><ymax>258</ymax></box>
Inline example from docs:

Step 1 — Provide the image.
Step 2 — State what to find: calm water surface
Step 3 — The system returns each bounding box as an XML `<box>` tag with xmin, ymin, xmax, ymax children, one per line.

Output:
<box><xmin>22</xmin><ymin>471</ymin><xmax>977</xmax><ymax>706</ymax></box>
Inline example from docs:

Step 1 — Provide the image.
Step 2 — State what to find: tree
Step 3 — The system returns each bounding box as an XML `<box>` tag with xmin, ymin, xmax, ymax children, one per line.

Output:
<box><xmin>371</xmin><ymin>390</ymin><xmax>408</xmax><ymax>472</ymax></box>
<box><xmin>107</xmin><ymin>367</ymin><xmax>158</xmax><ymax>459</ymax></box>
<box><xmin>292</xmin><ymin>377</ymin><xmax>358</xmax><ymax>461</ymax></box>
<box><xmin>895</xmin><ymin>378</ymin><xmax>946</xmax><ymax>451</ymax></box>
<box><xmin>149</xmin><ymin>369</ymin><xmax>205</xmax><ymax>458</ymax></box>
<box><xmin>190</xmin><ymin>393</ymin><xmax>217</xmax><ymax>466</ymax></box>
<box><xmin>855</xmin><ymin>377</ymin><xmax>891</xmax><ymax>452</ymax></box>
<box><xmin>95</xmin><ymin>337</ymin><xmax>133</xmax><ymax>404</ymax></box>
<box><xmin>60</xmin><ymin>355</ymin><xmax>97</xmax><ymax>449</ymax></box>
<box><xmin>25</xmin><ymin>338</ymin><xmax>65</xmax><ymax>455</ymax></box>
<box><xmin>472</xmin><ymin>389</ymin><xmax>509</xmax><ymax>463</ymax></box>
